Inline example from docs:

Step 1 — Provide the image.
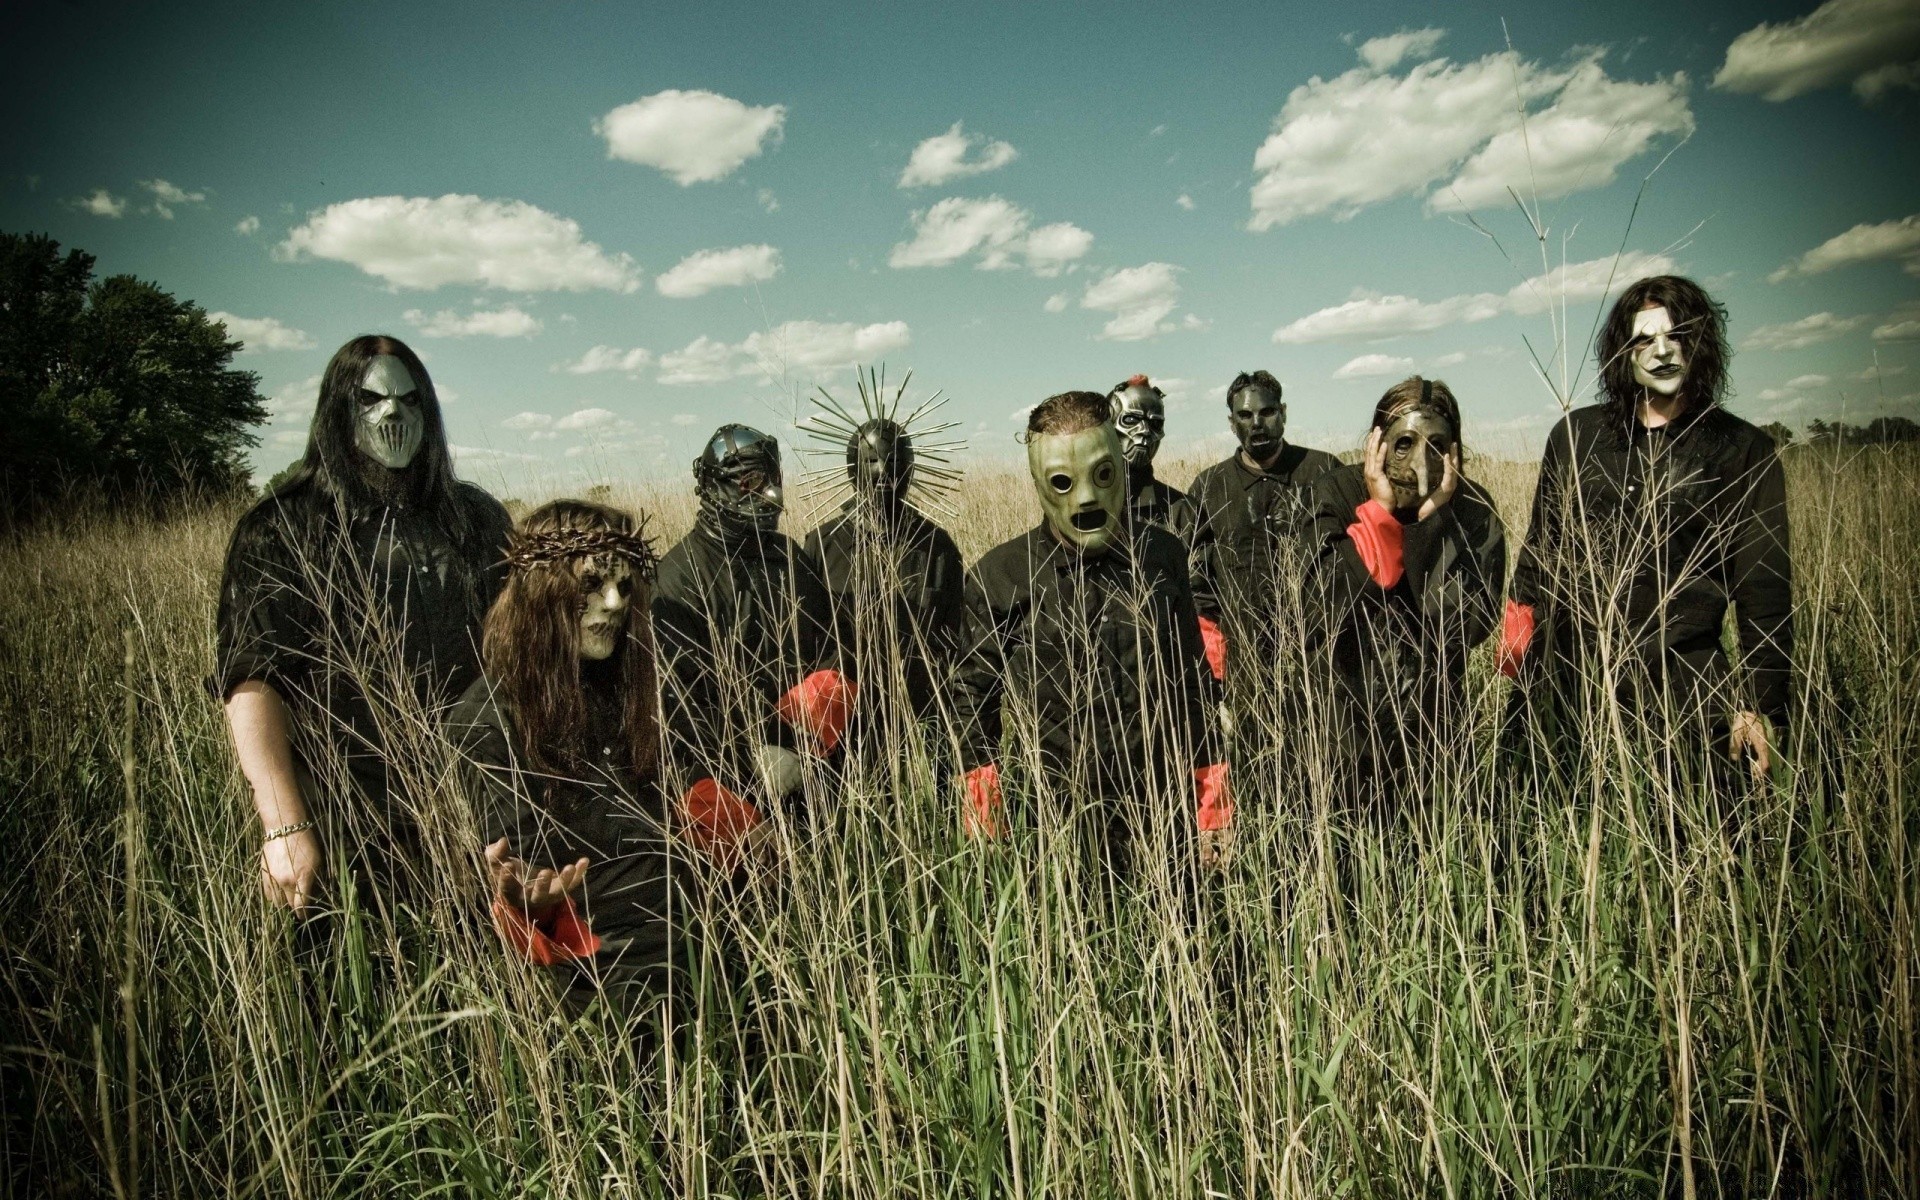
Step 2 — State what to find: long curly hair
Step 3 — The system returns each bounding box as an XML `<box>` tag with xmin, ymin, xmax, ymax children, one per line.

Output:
<box><xmin>481</xmin><ymin>499</ymin><xmax>661</xmax><ymax>787</ymax></box>
<box><xmin>1596</xmin><ymin>275</ymin><xmax>1731</xmax><ymax>429</ymax></box>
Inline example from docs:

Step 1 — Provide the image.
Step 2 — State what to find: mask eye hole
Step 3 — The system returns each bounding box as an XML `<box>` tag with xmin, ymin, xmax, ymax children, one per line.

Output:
<box><xmin>1049</xmin><ymin>473</ymin><xmax>1072</xmax><ymax>493</ymax></box>
<box><xmin>580</xmin><ymin>572</ymin><xmax>603</xmax><ymax>594</ymax></box>
<box><xmin>1394</xmin><ymin>435</ymin><xmax>1416</xmax><ymax>454</ymax></box>
<box><xmin>1093</xmin><ymin>462</ymin><xmax>1115</xmax><ymax>487</ymax></box>
<box><xmin>358</xmin><ymin>389</ymin><xmax>384</xmax><ymax>406</ymax></box>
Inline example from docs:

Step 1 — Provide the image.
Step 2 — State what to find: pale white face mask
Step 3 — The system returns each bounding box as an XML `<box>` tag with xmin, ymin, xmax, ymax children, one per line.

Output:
<box><xmin>577</xmin><ymin>557</ymin><xmax>633</xmax><ymax>661</ymax></box>
<box><xmin>354</xmin><ymin>354</ymin><xmax>425</xmax><ymax>469</ymax></box>
<box><xmin>1630</xmin><ymin>306</ymin><xmax>1687</xmax><ymax>398</ymax></box>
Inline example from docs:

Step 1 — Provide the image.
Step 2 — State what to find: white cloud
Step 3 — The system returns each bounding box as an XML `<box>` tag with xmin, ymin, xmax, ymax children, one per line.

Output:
<box><xmin>266</xmin><ymin>374</ymin><xmax>323</xmax><ymax>419</ymax></box>
<box><xmin>234</xmin><ymin>215</ymin><xmax>260</xmax><ymax>236</ymax></box>
<box><xmin>77</xmin><ymin>188</ymin><xmax>125</xmax><ymax>218</ymax></box>
<box><xmin>555</xmin><ymin>407</ymin><xmax>619</xmax><ymax>431</ymax></box>
<box><xmin>1275</xmin><ymin>251</ymin><xmax>1674</xmax><ymax>343</ymax></box>
<box><xmin>1713</xmin><ymin>0</ymin><xmax>1920</xmax><ymax>103</ymax></box>
<box><xmin>1043</xmin><ymin>292</ymin><xmax>1069</xmax><ymax>314</ymax></box>
<box><xmin>140</xmin><ymin>178</ymin><xmax>206</xmax><ymax>219</ymax></box>
<box><xmin>596</xmin><ymin>89</ymin><xmax>786</xmax><ymax>184</ymax></box>
<box><xmin>1358</xmin><ymin>27</ymin><xmax>1446</xmax><ymax>72</ymax></box>
<box><xmin>209</xmin><ymin>312</ymin><xmax>316</xmax><ymax>351</ymax></box>
<box><xmin>657</xmin><ymin>320</ymin><xmax>913</xmax><ymax>385</ymax></box>
<box><xmin>556</xmin><ymin>345</ymin><xmax>652</xmax><ymax>375</ymax></box>
<box><xmin>277</xmin><ymin>194</ymin><xmax>641</xmax><ymax>292</ymax></box>
<box><xmin>655</xmin><ymin>243</ymin><xmax>782</xmax><ymax>297</ymax></box>
<box><xmin>1769</xmin><ymin>213</ymin><xmax>1920</xmax><ymax>281</ymax></box>
<box><xmin>1248</xmin><ymin>42</ymin><xmax>1692</xmax><ymax>229</ymax></box>
<box><xmin>1744</xmin><ymin>312</ymin><xmax>1869</xmax><ymax>351</ymax></box>
<box><xmin>1874</xmin><ymin>304</ymin><xmax>1920</xmax><ymax>342</ymax></box>
<box><xmin>1081</xmin><ymin>262</ymin><xmax>1186</xmax><ymax>342</ymax></box>
<box><xmin>670</xmin><ymin>413</ymin><xmax>700</xmax><ymax>425</ymax></box>
<box><xmin>403</xmin><ymin>305</ymin><xmax>543</xmax><ymax>338</ymax></box>
<box><xmin>451</xmin><ymin>445</ymin><xmax>541</xmax><ymax>466</ymax></box>
<box><xmin>889</xmin><ymin>195</ymin><xmax>1092</xmax><ymax>276</ymax></box>
<box><xmin>1176</xmin><ymin>193</ymin><xmax>1196</xmax><ymax>211</ymax></box>
<box><xmin>502</xmin><ymin>411</ymin><xmax>554</xmax><ymax>431</ymax></box>
<box><xmin>1333</xmin><ymin>353</ymin><xmax>1417</xmax><ymax>379</ymax></box>
<box><xmin>1433</xmin><ymin>350</ymin><xmax>1470</xmax><ymax>366</ymax></box>
<box><xmin>899</xmin><ymin>122</ymin><xmax>1019</xmax><ymax>188</ymax></box>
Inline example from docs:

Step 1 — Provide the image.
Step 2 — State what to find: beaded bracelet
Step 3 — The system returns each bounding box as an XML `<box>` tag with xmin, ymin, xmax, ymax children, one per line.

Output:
<box><xmin>263</xmin><ymin>819</ymin><xmax>316</xmax><ymax>843</ymax></box>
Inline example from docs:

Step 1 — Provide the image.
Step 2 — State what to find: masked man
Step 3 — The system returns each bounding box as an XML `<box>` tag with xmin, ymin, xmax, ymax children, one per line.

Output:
<box><xmin>804</xmin><ymin>415</ymin><xmax>965</xmax><ymax>755</ymax></box>
<box><xmin>215</xmin><ymin>335</ymin><xmax>512</xmax><ymax>916</ymax></box>
<box><xmin>652</xmin><ymin>424</ymin><xmax>849</xmax><ymax>867</ymax></box>
<box><xmin>1108</xmin><ymin>375</ymin><xmax>1185</xmax><ymax>532</ymax></box>
<box><xmin>1502</xmin><ymin>276</ymin><xmax>1791</xmax><ymax>787</ymax></box>
<box><xmin>954</xmin><ymin>391</ymin><xmax>1229</xmax><ymax>870</ymax></box>
<box><xmin>1305</xmin><ymin>378</ymin><xmax>1506</xmax><ymax>811</ymax></box>
<box><xmin>451</xmin><ymin>500</ymin><xmax>689</xmax><ymax>1020</ymax></box>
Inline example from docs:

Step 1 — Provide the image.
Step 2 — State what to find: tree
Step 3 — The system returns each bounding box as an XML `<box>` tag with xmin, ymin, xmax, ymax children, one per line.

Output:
<box><xmin>0</xmin><ymin>232</ymin><xmax>267</xmax><ymax>513</ymax></box>
<box><xmin>1760</xmin><ymin>421</ymin><xmax>1795</xmax><ymax>447</ymax></box>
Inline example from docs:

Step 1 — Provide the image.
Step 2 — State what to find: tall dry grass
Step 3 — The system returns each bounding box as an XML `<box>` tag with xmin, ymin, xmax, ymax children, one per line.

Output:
<box><xmin>0</xmin><ymin>442</ymin><xmax>1913</xmax><ymax>1198</ymax></box>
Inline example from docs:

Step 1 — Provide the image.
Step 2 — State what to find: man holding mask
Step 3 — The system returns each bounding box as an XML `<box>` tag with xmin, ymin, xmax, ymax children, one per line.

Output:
<box><xmin>953</xmin><ymin>391</ymin><xmax>1228</xmax><ymax>871</ymax></box>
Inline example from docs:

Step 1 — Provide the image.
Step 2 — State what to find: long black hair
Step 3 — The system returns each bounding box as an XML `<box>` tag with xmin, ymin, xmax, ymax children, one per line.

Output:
<box><xmin>1596</xmin><ymin>276</ymin><xmax>1732</xmax><ymax>430</ymax></box>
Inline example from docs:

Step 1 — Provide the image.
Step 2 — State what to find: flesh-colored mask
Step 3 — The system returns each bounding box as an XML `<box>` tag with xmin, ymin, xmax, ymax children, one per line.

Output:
<box><xmin>1380</xmin><ymin>408</ymin><xmax>1455</xmax><ymax>510</ymax></box>
<box><xmin>1630</xmin><ymin>306</ymin><xmax>1687</xmax><ymax>398</ymax></box>
<box><xmin>1228</xmin><ymin>386</ymin><xmax>1286</xmax><ymax>465</ymax></box>
<box><xmin>1027</xmin><ymin>423</ymin><xmax>1124</xmax><ymax>555</ymax></box>
<box><xmin>355</xmin><ymin>354</ymin><xmax>425</xmax><ymax>469</ymax></box>
<box><xmin>576</xmin><ymin>556</ymin><xmax>634</xmax><ymax>661</ymax></box>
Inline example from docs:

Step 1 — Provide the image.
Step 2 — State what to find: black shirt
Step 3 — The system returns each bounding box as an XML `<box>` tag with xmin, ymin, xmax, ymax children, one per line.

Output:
<box><xmin>1509</xmin><ymin>403</ymin><xmax>1793</xmax><ymax>723</ymax></box>
<box><xmin>651</xmin><ymin>521</ymin><xmax>837</xmax><ymax>790</ymax></box>
<box><xmin>804</xmin><ymin>499</ymin><xmax>964</xmax><ymax>723</ymax></box>
<box><xmin>1126</xmin><ymin>470</ymin><xmax>1187</xmax><ymax>536</ymax></box>
<box><xmin>953</xmin><ymin>522</ymin><xmax>1220</xmax><ymax>800</ymax></box>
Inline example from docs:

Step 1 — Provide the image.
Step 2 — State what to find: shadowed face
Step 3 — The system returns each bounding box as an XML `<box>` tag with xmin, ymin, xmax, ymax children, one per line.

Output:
<box><xmin>1027</xmin><ymin>423</ymin><xmax>1125</xmax><ymax>555</ymax></box>
<box><xmin>847</xmin><ymin>420</ymin><xmax>913</xmax><ymax>511</ymax></box>
<box><xmin>354</xmin><ymin>355</ymin><xmax>424</xmax><ymax>469</ymax></box>
<box><xmin>1630</xmin><ymin>305</ymin><xmax>1688</xmax><ymax>398</ymax></box>
<box><xmin>1228</xmin><ymin>385</ymin><xmax>1285</xmax><ymax>464</ymax></box>
<box><xmin>575</xmin><ymin>555</ymin><xmax>634</xmax><ymax>661</ymax></box>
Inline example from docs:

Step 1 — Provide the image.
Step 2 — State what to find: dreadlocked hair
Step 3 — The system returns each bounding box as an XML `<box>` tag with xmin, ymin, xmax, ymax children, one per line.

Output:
<box><xmin>481</xmin><ymin>499</ymin><xmax>661</xmax><ymax>787</ymax></box>
<box><xmin>1596</xmin><ymin>275</ymin><xmax>1732</xmax><ymax>433</ymax></box>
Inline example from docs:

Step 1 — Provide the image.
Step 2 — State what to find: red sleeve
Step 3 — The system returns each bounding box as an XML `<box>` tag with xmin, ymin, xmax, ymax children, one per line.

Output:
<box><xmin>681</xmin><ymin>778</ymin><xmax>763</xmax><ymax>867</ymax></box>
<box><xmin>491</xmin><ymin>893</ymin><xmax>601</xmax><ymax>966</ymax></box>
<box><xmin>1196</xmin><ymin>615</ymin><xmax>1227</xmax><ymax>682</ymax></box>
<box><xmin>963</xmin><ymin>763</ymin><xmax>1002</xmax><ymax>839</ymax></box>
<box><xmin>1194</xmin><ymin>762</ymin><xmax>1231</xmax><ymax>831</ymax></box>
<box><xmin>777</xmin><ymin>669</ymin><xmax>856</xmax><ymax>754</ymax></box>
<box><xmin>1498</xmin><ymin>599</ymin><xmax>1535</xmax><ymax>678</ymax></box>
<box><xmin>1347</xmin><ymin>499</ymin><xmax>1405</xmax><ymax>589</ymax></box>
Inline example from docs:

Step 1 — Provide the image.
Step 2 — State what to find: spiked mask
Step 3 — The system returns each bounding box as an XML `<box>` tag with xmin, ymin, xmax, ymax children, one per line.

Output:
<box><xmin>354</xmin><ymin>355</ymin><xmax>424</xmax><ymax>469</ymax></box>
<box><xmin>1027</xmin><ymin>422</ymin><xmax>1125</xmax><ymax>555</ymax></box>
<box><xmin>1109</xmin><ymin>379</ymin><xmax>1167</xmax><ymax>470</ymax></box>
<box><xmin>1380</xmin><ymin>403</ymin><xmax>1455</xmax><ymax>511</ymax></box>
<box><xmin>695</xmin><ymin>424</ymin><xmax>784</xmax><ymax>536</ymax></box>
<box><xmin>846</xmin><ymin>418</ymin><xmax>914</xmax><ymax>513</ymax></box>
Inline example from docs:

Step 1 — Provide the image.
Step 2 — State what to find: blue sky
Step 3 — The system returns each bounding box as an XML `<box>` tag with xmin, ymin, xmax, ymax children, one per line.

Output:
<box><xmin>3</xmin><ymin>0</ymin><xmax>1916</xmax><ymax>495</ymax></box>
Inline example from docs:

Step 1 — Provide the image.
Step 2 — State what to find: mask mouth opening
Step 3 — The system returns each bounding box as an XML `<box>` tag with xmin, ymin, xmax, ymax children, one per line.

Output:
<box><xmin>1647</xmin><ymin>363</ymin><xmax>1683</xmax><ymax>378</ymax></box>
<box><xmin>1070</xmin><ymin>509</ymin><xmax>1108</xmax><ymax>533</ymax></box>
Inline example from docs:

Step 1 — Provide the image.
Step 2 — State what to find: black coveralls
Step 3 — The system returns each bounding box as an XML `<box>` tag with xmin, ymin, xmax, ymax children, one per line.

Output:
<box><xmin>1125</xmin><ymin>469</ymin><xmax>1187</xmax><ymax>536</ymax></box>
<box><xmin>1507</xmin><ymin>403</ymin><xmax>1793</xmax><ymax>773</ymax></box>
<box><xmin>651</xmin><ymin>520</ymin><xmax>838</xmax><ymax>804</ymax></box>
<box><xmin>953</xmin><ymin>523</ymin><xmax>1220</xmax><ymax>856</ymax></box>
<box><xmin>450</xmin><ymin>669</ymin><xmax>688</xmax><ymax>1016</ymax></box>
<box><xmin>212</xmin><ymin>479</ymin><xmax>512</xmax><ymax>878</ymax></box>
<box><xmin>804</xmin><ymin>499</ymin><xmax>965</xmax><ymax>733</ymax></box>
<box><xmin>1305</xmin><ymin>466</ymin><xmax>1507</xmax><ymax>809</ymax></box>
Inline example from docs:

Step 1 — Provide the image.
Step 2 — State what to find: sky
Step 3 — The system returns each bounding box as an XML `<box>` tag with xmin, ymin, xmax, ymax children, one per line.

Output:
<box><xmin>3</xmin><ymin>0</ymin><xmax>1917</xmax><ymax>497</ymax></box>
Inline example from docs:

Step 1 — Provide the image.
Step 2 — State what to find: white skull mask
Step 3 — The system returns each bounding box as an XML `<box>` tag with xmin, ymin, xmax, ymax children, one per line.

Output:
<box><xmin>354</xmin><ymin>354</ymin><xmax>425</xmax><ymax>469</ymax></box>
<box><xmin>1630</xmin><ymin>305</ymin><xmax>1688</xmax><ymax>398</ymax></box>
<box><xmin>577</xmin><ymin>556</ymin><xmax>634</xmax><ymax>661</ymax></box>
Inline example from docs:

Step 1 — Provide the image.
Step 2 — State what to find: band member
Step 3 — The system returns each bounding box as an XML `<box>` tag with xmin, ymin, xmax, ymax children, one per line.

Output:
<box><xmin>1306</xmin><ymin>378</ymin><xmax>1506</xmax><ymax>810</ymax></box>
<box><xmin>1107</xmin><ymin>374</ymin><xmax>1185</xmax><ymax>532</ymax></box>
<box><xmin>954</xmin><ymin>391</ymin><xmax>1229</xmax><ymax>869</ymax></box>
<box><xmin>800</xmin><ymin>375</ymin><xmax>966</xmax><ymax>754</ymax></box>
<box><xmin>215</xmin><ymin>334</ymin><xmax>511</xmax><ymax>914</ymax></box>
<box><xmin>652</xmin><ymin>424</ymin><xmax>850</xmax><ymax>866</ymax></box>
<box><xmin>1503</xmin><ymin>275</ymin><xmax>1792</xmax><ymax>785</ymax></box>
<box><xmin>450</xmin><ymin>500</ymin><xmax>687</xmax><ymax>1013</ymax></box>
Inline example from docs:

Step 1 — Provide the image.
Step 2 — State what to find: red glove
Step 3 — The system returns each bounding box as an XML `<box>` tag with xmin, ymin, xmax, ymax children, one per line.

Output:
<box><xmin>681</xmin><ymin>778</ymin><xmax>763</xmax><ymax>868</ymax></box>
<box><xmin>1347</xmin><ymin>499</ymin><xmax>1405</xmax><ymax>589</ymax></box>
<box><xmin>491</xmin><ymin>894</ymin><xmax>601</xmax><ymax>965</ymax></box>
<box><xmin>1498</xmin><ymin>599</ymin><xmax>1535</xmax><ymax>678</ymax></box>
<box><xmin>1194</xmin><ymin>762</ymin><xmax>1231</xmax><ymax>832</ymax></box>
<box><xmin>963</xmin><ymin>763</ymin><xmax>1003</xmax><ymax>839</ymax></box>
<box><xmin>1197</xmin><ymin>616</ymin><xmax>1227</xmax><ymax>682</ymax></box>
<box><xmin>777</xmin><ymin>669</ymin><xmax>856</xmax><ymax>754</ymax></box>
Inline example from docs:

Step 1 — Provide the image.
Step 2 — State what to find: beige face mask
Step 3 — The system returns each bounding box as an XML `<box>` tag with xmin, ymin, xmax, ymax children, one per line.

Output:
<box><xmin>1027</xmin><ymin>423</ymin><xmax>1125</xmax><ymax>554</ymax></box>
<box><xmin>1630</xmin><ymin>305</ymin><xmax>1688</xmax><ymax>398</ymax></box>
<box><xmin>576</xmin><ymin>556</ymin><xmax>634</xmax><ymax>661</ymax></box>
<box><xmin>355</xmin><ymin>354</ymin><xmax>425</xmax><ymax>469</ymax></box>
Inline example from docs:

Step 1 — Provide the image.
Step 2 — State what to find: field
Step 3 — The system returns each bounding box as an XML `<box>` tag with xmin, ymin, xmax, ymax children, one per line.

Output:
<box><xmin>1</xmin><ymin>444</ymin><xmax>1915</xmax><ymax>1198</ymax></box>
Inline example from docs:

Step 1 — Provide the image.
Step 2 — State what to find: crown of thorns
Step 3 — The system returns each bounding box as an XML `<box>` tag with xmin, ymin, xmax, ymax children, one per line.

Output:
<box><xmin>503</xmin><ymin>526</ymin><xmax>659</xmax><ymax>577</ymax></box>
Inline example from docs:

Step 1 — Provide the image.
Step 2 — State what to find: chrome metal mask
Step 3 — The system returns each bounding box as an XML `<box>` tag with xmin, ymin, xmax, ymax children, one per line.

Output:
<box><xmin>1109</xmin><ymin>378</ymin><xmax>1166</xmax><ymax>469</ymax></box>
<box><xmin>695</xmin><ymin>424</ymin><xmax>784</xmax><ymax>536</ymax></box>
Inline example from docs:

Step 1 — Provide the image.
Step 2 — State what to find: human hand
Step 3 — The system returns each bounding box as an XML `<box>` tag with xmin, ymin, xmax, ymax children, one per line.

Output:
<box><xmin>1198</xmin><ymin>826</ymin><xmax>1234</xmax><ymax>871</ymax></box>
<box><xmin>262</xmin><ymin>825</ymin><xmax>322</xmax><ymax>915</ymax></box>
<box><xmin>1727</xmin><ymin>710</ymin><xmax>1773</xmax><ymax>784</ymax></box>
<box><xmin>753</xmin><ymin>743</ymin><xmax>805</xmax><ymax>799</ymax></box>
<box><xmin>1414</xmin><ymin>447</ymin><xmax>1460</xmax><ymax>521</ymax></box>
<box><xmin>486</xmin><ymin>837</ymin><xmax>589</xmax><ymax>920</ymax></box>
<box><xmin>1362</xmin><ymin>428</ymin><xmax>1398</xmax><ymax>510</ymax></box>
